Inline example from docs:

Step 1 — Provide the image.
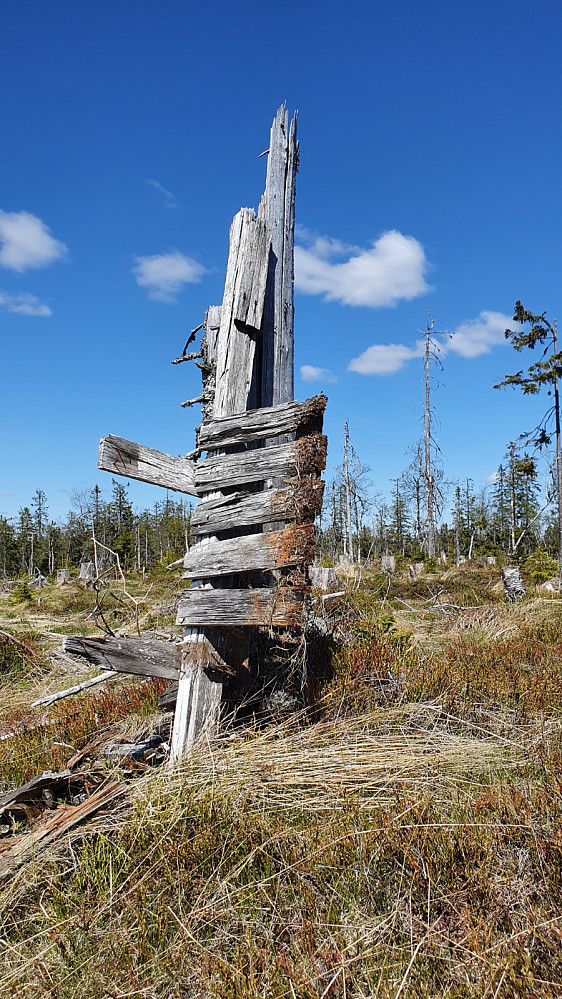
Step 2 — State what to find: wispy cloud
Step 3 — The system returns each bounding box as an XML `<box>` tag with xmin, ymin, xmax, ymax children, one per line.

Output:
<box><xmin>349</xmin><ymin>340</ymin><xmax>425</xmax><ymax>376</ymax></box>
<box><xmin>0</xmin><ymin>490</ymin><xmax>14</xmax><ymax>497</ymax></box>
<box><xmin>448</xmin><ymin>311</ymin><xmax>517</xmax><ymax>358</ymax></box>
<box><xmin>0</xmin><ymin>289</ymin><xmax>52</xmax><ymax>316</ymax></box>
<box><xmin>295</xmin><ymin>228</ymin><xmax>431</xmax><ymax>308</ymax></box>
<box><xmin>0</xmin><ymin>211</ymin><xmax>67</xmax><ymax>273</ymax></box>
<box><xmin>300</xmin><ymin>364</ymin><xmax>337</xmax><ymax>384</ymax></box>
<box><xmin>348</xmin><ymin>310</ymin><xmax>521</xmax><ymax>377</ymax></box>
<box><xmin>144</xmin><ymin>178</ymin><xmax>179</xmax><ymax>209</ymax></box>
<box><xmin>132</xmin><ymin>251</ymin><xmax>207</xmax><ymax>303</ymax></box>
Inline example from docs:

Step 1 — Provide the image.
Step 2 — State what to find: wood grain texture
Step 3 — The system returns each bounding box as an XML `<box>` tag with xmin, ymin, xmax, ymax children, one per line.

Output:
<box><xmin>170</xmin><ymin>659</ymin><xmax>223</xmax><ymax>762</ymax></box>
<box><xmin>62</xmin><ymin>636</ymin><xmax>181</xmax><ymax>680</ymax></box>
<box><xmin>176</xmin><ymin>587</ymin><xmax>305</xmax><ymax>627</ymax></box>
<box><xmin>191</xmin><ymin>480</ymin><xmax>325</xmax><ymax>536</ymax></box>
<box><xmin>98</xmin><ymin>436</ymin><xmax>198</xmax><ymax>496</ymax></box>
<box><xmin>213</xmin><ymin>209</ymin><xmax>270</xmax><ymax>418</ymax></box>
<box><xmin>184</xmin><ymin>524</ymin><xmax>315</xmax><ymax>578</ymax></box>
<box><xmin>193</xmin><ymin>432</ymin><xmax>326</xmax><ymax>492</ymax></box>
<box><xmin>259</xmin><ymin>106</ymin><xmax>298</xmax><ymax>408</ymax></box>
<box><xmin>197</xmin><ymin>394</ymin><xmax>326</xmax><ymax>451</ymax></box>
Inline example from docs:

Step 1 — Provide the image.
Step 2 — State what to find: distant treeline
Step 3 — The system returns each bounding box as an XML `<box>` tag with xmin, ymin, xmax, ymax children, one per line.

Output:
<box><xmin>318</xmin><ymin>448</ymin><xmax>560</xmax><ymax>570</ymax></box>
<box><xmin>1</xmin><ymin>453</ymin><xmax>560</xmax><ymax>580</ymax></box>
<box><xmin>0</xmin><ymin>481</ymin><xmax>193</xmax><ymax>578</ymax></box>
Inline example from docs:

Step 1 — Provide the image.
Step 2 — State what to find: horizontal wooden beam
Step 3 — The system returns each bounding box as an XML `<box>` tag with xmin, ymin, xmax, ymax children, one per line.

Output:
<box><xmin>176</xmin><ymin>587</ymin><xmax>305</xmax><ymax>628</ymax></box>
<box><xmin>194</xmin><ymin>433</ymin><xmax>327</xmax><ymax>492</ymax></box>
<box><xmin>62</xmin><ymin>636</ymin><xmax>181</xmax><ymax>680</ymax></box>
<box><xmin>98</xmin><ymin>436</ymin><xmax>198</xmax><ymax>496</ymax></box>
<box><xmin>191</xmin><ymin>481</ymin><xmax>325</xmax><ymax>536</ymax></box>
<box><xmin>197</xmin><ymin>394</ymin><xmax>327</xmax><ymax>451</ymax></box>
<box><xmin>183</xmin><ymin>525</ymin><xmax>315</xmax><ymax>578</ymax></box>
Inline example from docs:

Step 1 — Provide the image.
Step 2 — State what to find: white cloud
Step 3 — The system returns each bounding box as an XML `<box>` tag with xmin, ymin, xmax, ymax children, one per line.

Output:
<box><xmin>0</xmin><ymin>490</ymin><xmax>14</xmax><ymax>497</ymax></box>
<box><xmin>348</xmin><ymin>339</ymin><xmax>425</xmax><ymax>376</ymax></box>
<box><xmin>348</xmin><ymin>310</ymin><xmax>521</xmax><ymax>377</ymax></box>
<box><xmin>294</xmin><ymin>229</ymin><xmax>431</xmax><ymax>308</ymax></box>
<box><xmin>144</xmin><ymin>178</ymin><xmax>178</xmax><ymax>209</ymax></box>
<box><xmin>448</xmin><ymin>311</ymin><xmax>517</xmax><ymax>358</ymax></box>
<box><xmin>0</xmin><ymin>211</ymin><xmax>67</xmax><ymax>273</ymax></box>
<box><xmin>132</xmin><ymin>251</ymin><xmax>207</xmax><ymax>303</ymax></box>
<box><xmin>300</xmin><ymin>364</ymin><xmax>337</xmax><ymax>384</ymax></box>
<box><xmin>0</xmin><ymin>290</ymin><xmax>51</xmax><ymax>316</ymax></box>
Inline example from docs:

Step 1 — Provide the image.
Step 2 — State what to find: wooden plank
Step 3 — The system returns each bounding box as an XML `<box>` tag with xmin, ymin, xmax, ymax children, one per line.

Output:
<box><xmin>176</xmin><ymin>587</ymin><xmax>305</xmax><ymax>628</ymax></box>
<box><xmin>180</xmin><ymin>633</ymin><xmax>235</xmax><ymax>675</ymax></box>
<box><xmin>199</xmin><ymin>305</ymin><xmax>222</xmax><ymax>423</ymax></box>
<box><xmin>259</xmin><ymin>105</ymin><xmax>298</xmax><ymax>408</ymax></box>
<box><xmin>98</xmin><ymin>436</ymin><xmax>198</xmax><ymax>496</ymax></box>
<box><xmin>0</xmin><ymin>780</ymin><xmax>126</xmax><ymax>875</ymax></box>
<box><xmin>62</xmin><ymin>636</ymin><xmax>181</xmax><ymax>680</ymax></box>
<box><xmin>213</xmin><ymin>209</ymin><xmax>270</xmax><ymax>418</ymax></box>
<box><xmin>173</xmin><ymin>206</ymin><xmax>268</xmax><ymax>756</ymax></box>
<box><xmin>192</xmin><ymin>488</ymin><xmax>291</xmax><ymax>535</ymax></box>
<box><xmin>194</xmin><ymin>433</ymin><xmax>327</xmax><ymax>492</ymax></box>
<box><xmin>197</xmin><ymin>394</ymin><xmax>326</xmax><ymax>451</ymax></box>
<box><xmin>191</xmin><ymin>480</ymin><xmax>325</xmax><ymax>535</ymax></box>
<box><xmin>184</xmin><ymin>525</ymin><xmax>315</xmax><ymax>578</ymax></box>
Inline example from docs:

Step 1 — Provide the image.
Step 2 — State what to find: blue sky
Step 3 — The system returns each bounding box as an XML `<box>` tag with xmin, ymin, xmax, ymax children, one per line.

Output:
<box><xmin>1</xmin><ymin>0</ymin><xmax>560</xmax><ymax>522</ymax></box>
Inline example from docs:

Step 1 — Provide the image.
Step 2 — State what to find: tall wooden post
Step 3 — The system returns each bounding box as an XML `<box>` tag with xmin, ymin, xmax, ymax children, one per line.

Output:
<box><xmin>96</xmin><ymin>108</ymin><xmax>318</xmax><ymax>765</ymax></box>
<box><xmin>260</xmin><ymin>105</ymin><xmax>298</xmax><ymax>408</ymax></box>
<box><xmin>171</xmin><ymin>108</ymin><xmax>298</xmax><ymax>761</ymax></box>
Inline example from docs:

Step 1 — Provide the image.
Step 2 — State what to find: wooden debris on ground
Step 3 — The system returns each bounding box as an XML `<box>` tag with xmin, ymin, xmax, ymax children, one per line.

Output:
<box><xmin>0</xmin><ymin>775</ymin><xmax>126</xmax><ymax>877</ymax></box>
<box><xmin>31</xmin><ymin>670</ymin><xmax>120</xmax><ymax>707</ymax></box>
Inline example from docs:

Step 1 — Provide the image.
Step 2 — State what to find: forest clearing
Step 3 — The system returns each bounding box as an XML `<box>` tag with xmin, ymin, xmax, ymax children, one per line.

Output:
<box><xmin>2</xmin><ymin>75</ymin><xmax>562</xmax><ymax>999</ymax></box>
<box><xmin>0</xmin><ymin>560</ymin><xmax>561</xmax><ymax>997</ymax></box>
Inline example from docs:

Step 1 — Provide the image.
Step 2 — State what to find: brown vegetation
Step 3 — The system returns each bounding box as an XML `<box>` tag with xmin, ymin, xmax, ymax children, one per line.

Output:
<box><xmin>0</xmin><ymin>564</ymin><xmax>561</xmax><ymax>997</ymax></box>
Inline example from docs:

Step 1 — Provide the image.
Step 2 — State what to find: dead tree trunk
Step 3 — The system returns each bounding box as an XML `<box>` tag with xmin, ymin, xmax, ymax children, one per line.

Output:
<box><xmin>97</xmin><ymin>106</ymin><xmax>324</xmax><ymax>765</ymax></box>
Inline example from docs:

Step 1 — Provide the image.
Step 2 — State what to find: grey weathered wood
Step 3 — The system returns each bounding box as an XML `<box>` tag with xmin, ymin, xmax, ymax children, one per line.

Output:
<box><xmin>213</xmin><ymin>209</ymin><xmax>270</xmax><ymax>417</ymax></box>
<box><xmin>170</xmin><ymin>658</ymin><xmax>223</xmax><ymax>760</ymax></box>
<box><xmin>184</xmin><ymin>525</ymin><xmax>315</xmax><ymax>578</ymax></box>
<box><xmin>194</xmin><ymin>433</ymin><xmax>326</xmax><ymax>492</ymax></box>
<box><xmin>62</xmin><ymin>636</ymin><xmax>181</xmax><ymax>680</ymax></box>
<box><xmin>191</xmin><ymin>481</ymin><xmax>323</xmax><ymax>536</ymax></box>
<box><xmin>197</xmin><ymin>394</ymin><xmax>326</xmax><ymax>451</ymax></box>
<box><xmin>259</xmin><ymin>106</ymin><xmax>298</xmax><ymax>407</ymax></box>
<box><xmin>192</xmin><ymin>489</ymin><xmax>288</xmax><ymax>535</ymax></box>
<box><xmin>191</xmin><ymin>488</ymin><xmax>291</xmax><ymax>535</ymax></box>
<box><xmin>195</xmin><ymin>441</ymin><xmax>293</xmax><ymax>491</ymax></box>
<box><xmin>173</xmin><ymin>206</ymin><xmax>270</xmax><ymax>757</ymax></box>
<box><xmin>501</xmin><ymin>566</ymin><xmax>526</xmax><ymax>602</ymax></box>
<box><xmin>199</xmin><ymin>305</ymin><xmax>222</xmax><ymax>422</ymax></box>
<box><xmin>309</xmin><ymin>566</ymin><xmax>340</xmax><ymax>591</ymax></box>
<box><xmin>98</xmin><ymin>436</ymin><xmax>198</xmax><ymax>496</ymax></box>
<box><xmin>176</xmin><ymin>587</ymin><xmax>305</xmax><ymax>628</ymax></box>
<box><xmin>31</xmin><ymin>672</ymin><xmax>120</xmax><ymax>707</ymax></box>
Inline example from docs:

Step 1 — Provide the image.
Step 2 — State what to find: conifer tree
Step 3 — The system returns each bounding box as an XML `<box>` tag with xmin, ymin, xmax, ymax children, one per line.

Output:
<box><xmin>495</xmin><ymin>302</ymin><xmax>562</xmax><ymax>573</ymax></box>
